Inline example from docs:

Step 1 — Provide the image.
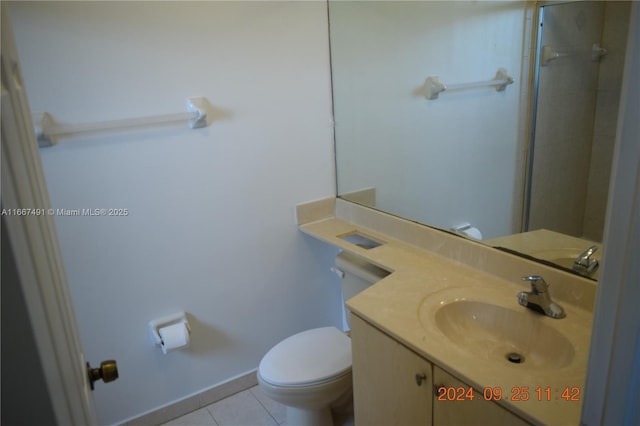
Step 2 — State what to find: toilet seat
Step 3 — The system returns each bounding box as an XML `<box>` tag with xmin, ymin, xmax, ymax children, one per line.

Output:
<box><xmin>258</xmin><ymin>327</ymin><xmax>351</xmax><ymax>387</ymax></box>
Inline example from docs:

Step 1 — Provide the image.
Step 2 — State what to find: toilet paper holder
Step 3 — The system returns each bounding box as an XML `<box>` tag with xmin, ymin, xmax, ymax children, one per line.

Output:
<box><xmin>148</xmin><ymin>312</ymin><xmax>191</xmax><ymax>346</ymax></box>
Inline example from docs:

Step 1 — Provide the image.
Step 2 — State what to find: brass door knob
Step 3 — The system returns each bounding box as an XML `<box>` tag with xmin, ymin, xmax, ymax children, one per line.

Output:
<box><xmin>87</xmin><ymin>360</ymin><xmax>119</xmax><ymax>390</ymax></box>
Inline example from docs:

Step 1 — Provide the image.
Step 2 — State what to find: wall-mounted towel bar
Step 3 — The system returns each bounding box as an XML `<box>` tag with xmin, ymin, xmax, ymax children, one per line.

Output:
<box><xmin>34</xmin><ymin>96</ymin><xmax>208</xmax><ymax>147</ymax></box>
<box><xmin>540</xmin><ymin>44</ymin><xmax>607</xmax><ymax>66</ymax></box>
<box><xmin>424</xmin><ymin>68</ymin><xmax>514</xmax><ymax>100</ymax></box>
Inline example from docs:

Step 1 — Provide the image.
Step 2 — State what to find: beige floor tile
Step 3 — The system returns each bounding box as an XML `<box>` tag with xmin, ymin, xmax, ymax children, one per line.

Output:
<box><xmin>249</xmin><ymin>385</ymin><xmax>287</xmax><ymax>424</ymax></box>
<box><xmin>161</xmin><ymin>407</ymin><xmax>218</xmax><ymax>426</ymax></box>
<box><xmin>206</xmin><ymin>389</ymin><xmax>278</xmax><ymax>426</ymax></box>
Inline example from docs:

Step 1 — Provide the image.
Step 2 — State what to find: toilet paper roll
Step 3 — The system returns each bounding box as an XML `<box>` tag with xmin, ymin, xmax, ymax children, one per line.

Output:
<box><xmin>159</xmin><ymin>323</ymin><xmax>190</xmax><ymax>354</ymax></box>
<box><xmin>460</xmin><ymin>226</ymin><xmax>483</xmax><ymax>240</ymax></box>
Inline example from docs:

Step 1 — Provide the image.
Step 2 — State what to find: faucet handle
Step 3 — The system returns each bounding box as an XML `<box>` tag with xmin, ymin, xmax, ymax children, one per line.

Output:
<box><xmin>578</xmin><ymin>245</ymin><xmax>597</xmax><ymax>261</ymax></box>
<box><xmin>521</xmin><ymin>275</ymin><xmax>548</xmax><ymax>293</ymax></box>
<box><xmin>575</xmin><ymin>245</ymin><xmax>598</xmax><ymax>266</ymax></box>
<box><xmin>573</xmin><ymin>245</ymin><xmax>599</xmax><ymax>275</ymax></box>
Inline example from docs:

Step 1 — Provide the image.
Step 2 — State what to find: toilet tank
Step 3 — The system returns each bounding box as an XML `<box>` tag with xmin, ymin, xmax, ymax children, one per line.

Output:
<box><xmin>334</xmin><ymin>251</ymin><xmax>390</xmax><ymax>329</ymax></box>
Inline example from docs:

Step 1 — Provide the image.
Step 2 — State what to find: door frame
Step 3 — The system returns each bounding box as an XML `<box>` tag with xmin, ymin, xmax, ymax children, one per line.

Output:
<box><xmin>581</xmin><ymin>3</ymin><xmax>640</xmax><ymax>424</ymax></box>
<box><xmin>1</xmin><ymin>10</ymin><xmax>98</xmax><ymax>425</ymax></box>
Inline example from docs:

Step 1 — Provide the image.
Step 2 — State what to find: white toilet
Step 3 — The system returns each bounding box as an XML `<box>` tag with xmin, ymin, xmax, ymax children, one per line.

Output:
<box><xmin>257</xmin><ymin>251</ymin><xmax>390</xmax><ymax>426</ymax></box>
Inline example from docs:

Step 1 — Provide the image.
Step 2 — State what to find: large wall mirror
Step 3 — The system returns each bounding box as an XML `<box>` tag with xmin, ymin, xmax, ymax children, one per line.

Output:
<box><xmin>330</xmin><ymin>0</ymin><xmax>631</xmax><ymax>281</ymax></box>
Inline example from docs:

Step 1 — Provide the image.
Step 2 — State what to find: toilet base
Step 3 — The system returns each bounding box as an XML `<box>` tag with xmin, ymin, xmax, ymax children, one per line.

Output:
<box><xmin>257</xmin><ymin>370</ymin><xmax>353</xmax><ymax>426</ymax></box>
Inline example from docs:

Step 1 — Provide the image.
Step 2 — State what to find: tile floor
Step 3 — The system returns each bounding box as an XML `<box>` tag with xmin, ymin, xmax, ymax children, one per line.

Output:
<box><xmin>161</xmin><ymin>386</ymin><xmax>285</xmax><ymax>426</ymax></box>
<box><xmin>161</xmin><ymin>385</ymin><xmax>354</xmax><ymax>426</ymax></box>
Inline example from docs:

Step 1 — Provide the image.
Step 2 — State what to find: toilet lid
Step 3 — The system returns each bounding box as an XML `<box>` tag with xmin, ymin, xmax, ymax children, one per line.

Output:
<box><xmin>259</xmin><ymin>327</ymin><xmax>352</xmax><ymax>387</ymax></box>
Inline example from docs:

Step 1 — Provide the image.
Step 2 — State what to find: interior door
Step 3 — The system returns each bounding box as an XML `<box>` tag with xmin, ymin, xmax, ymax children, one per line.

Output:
<box><xmin>1</xmin><ymin>10</ymin><xmax>114</xmax><ymax>425</ymax></box>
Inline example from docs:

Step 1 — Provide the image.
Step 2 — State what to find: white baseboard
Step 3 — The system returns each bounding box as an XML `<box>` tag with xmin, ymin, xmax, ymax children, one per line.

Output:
<box><xmin>122</xmin><ymin>369</ymin><xmax>258</xmax><ymax>426</ymax></box>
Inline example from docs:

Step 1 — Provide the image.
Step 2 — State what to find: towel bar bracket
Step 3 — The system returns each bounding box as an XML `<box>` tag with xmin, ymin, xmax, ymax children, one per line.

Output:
<box><xmin>187</xmin><ymin>96</ymin><xmax>207</xmax><ymax>129</ymax></box>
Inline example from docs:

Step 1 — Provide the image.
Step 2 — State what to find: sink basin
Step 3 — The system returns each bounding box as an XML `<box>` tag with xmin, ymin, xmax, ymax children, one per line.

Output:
<box><xmin>419</xmin><ymin>288</ymin><xmax>576</xmax><ymax>369</ymax></box>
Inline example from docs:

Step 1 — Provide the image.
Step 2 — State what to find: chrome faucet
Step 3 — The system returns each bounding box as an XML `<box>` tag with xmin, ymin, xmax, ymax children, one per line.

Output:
<box><xmin>573</xmin><ymin>245</ymin><xmax>599</xmax><ymax>276</ymax></box>
<box><xmin>517</xmin><ymin>276</ymin><xmax>565</xmax><ymax>319</ymax></box>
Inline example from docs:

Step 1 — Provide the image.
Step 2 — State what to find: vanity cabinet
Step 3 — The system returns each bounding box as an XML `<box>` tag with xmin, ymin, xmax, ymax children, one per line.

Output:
<box><xmin>433</xmin><ymin>367</ymin><xmax>530</xmax><ymax>426</ymax></box>
<box><xmin>350</xmin><ymin>314</ymin><xmax>531</xmax><ymax>426</ymax></box>
<box><xmin>350</xmin><ymin>314</ymin><xmax>433</xmax><ymax>425</ymax></box>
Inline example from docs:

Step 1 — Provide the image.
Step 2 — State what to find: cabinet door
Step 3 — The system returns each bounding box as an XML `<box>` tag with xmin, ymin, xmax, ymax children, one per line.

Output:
<box><xmin>433</xmin><ymin>367</ymin><xmax>530</xmax><ymax>426</ymax></box>
<box><xmin>351</xmin><ymin>314</ymin><xmax>433</xmax><ymax>426</ymax></box>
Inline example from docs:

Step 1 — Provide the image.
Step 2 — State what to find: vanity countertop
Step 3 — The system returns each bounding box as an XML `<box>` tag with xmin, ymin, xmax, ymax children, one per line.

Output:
<box><xmin>297</xmin><ymin>198</ymin><xmax>594</xmax><ymax>426</ymax></box>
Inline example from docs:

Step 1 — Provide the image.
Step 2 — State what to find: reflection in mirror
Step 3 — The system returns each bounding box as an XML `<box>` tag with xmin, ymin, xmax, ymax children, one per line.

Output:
<box><xmin>330</xmin><ymin>1</ymin><xmax>631</xmax><ymax>281</ymax></box>
<box><xmin>332</xmin><ymin>1</ymin><xmax>527</xmax><ymax>239</ymax></box>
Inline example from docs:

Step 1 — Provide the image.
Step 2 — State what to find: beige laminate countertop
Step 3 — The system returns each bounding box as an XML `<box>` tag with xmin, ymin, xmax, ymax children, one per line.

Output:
<box><xmin>298</xmin><ymin>209</ymin><xmax>593</xmax><ymax>426</ymax></box>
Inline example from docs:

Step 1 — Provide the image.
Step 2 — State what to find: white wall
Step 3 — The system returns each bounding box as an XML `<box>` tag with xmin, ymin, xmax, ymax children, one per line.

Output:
<box><xmin>9</xmin><ymin>2</ymin><xmax>340</xmax><ymax>424</ymax></box>
<box><xmin>331</xmin><ymin>1</ymin><xmax>528</xmax><ymax>239</ymax></box>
